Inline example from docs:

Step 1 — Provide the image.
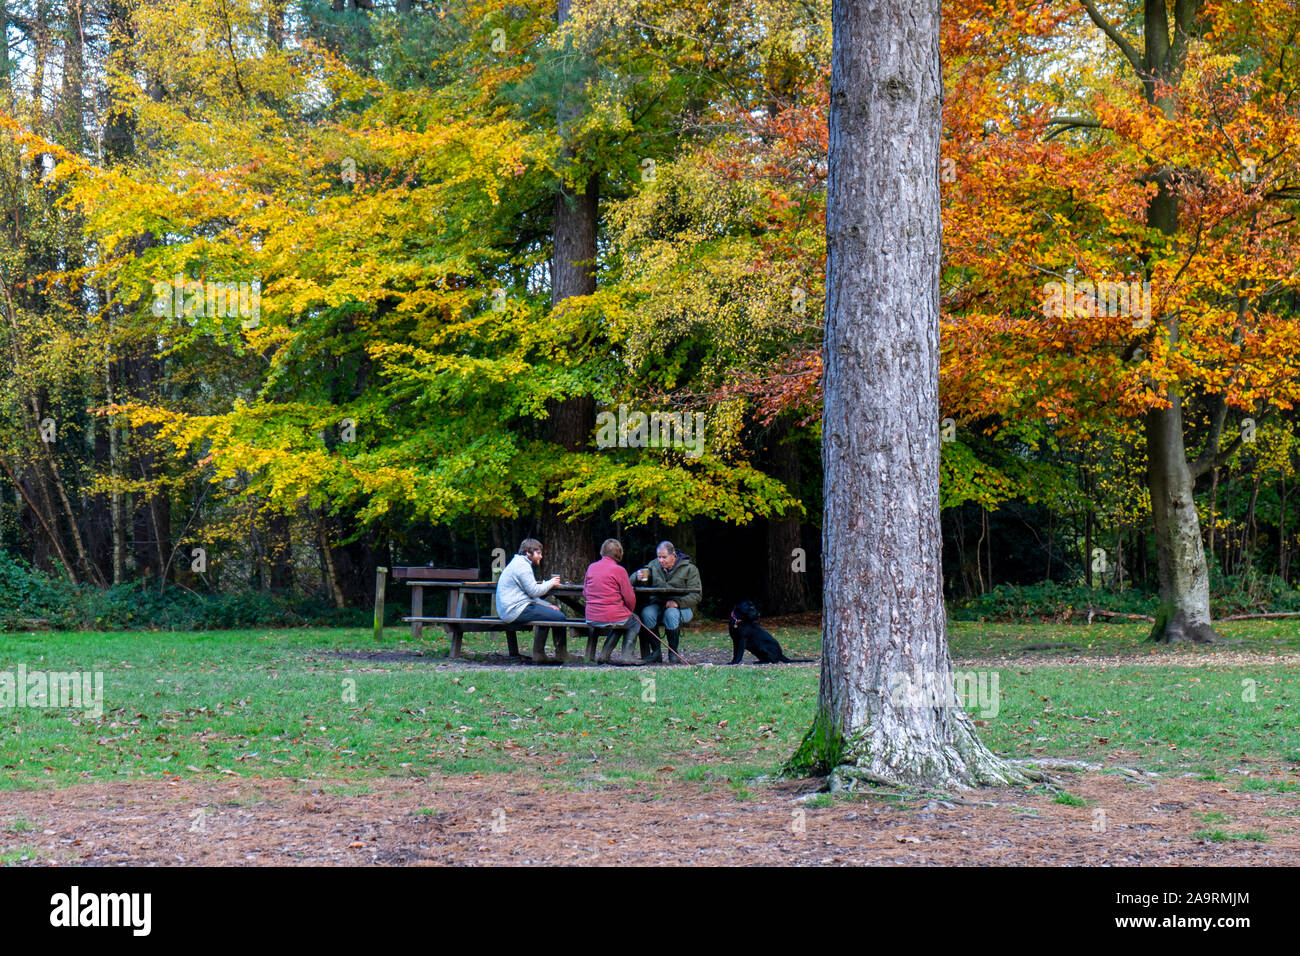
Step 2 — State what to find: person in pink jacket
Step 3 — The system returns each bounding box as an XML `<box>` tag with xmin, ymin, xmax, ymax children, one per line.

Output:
<box><xmin>584</xmin><ymin>539</ymin><xmax>640</xmax><ymax>664</ymax></box>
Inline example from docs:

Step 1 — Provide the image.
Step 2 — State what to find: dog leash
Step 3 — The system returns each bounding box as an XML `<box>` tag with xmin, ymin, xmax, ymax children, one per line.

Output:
<box><xmin>631</xmin><ymin>611</ymin><xmax>694</xmax><ymax>665</ymax></box>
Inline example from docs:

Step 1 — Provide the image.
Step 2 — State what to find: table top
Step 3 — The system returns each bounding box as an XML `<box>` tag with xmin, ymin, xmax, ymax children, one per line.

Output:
<box><xmin>407</xmin><ymin>580</ymin><xmax>690</xmax><ymax>595</ymax></box>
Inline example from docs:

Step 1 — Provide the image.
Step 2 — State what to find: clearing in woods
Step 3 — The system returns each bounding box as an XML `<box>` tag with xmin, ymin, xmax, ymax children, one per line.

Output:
<box><xmin>1</xmin><ymin>619</ymin><xmax>1297</xmax><ymax>865</ymax></box>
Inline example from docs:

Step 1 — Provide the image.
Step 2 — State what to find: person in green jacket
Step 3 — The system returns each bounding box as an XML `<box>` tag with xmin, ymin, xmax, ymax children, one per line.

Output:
<box><xmin>634</xmin><ymin>540</ymin><xmax>702</xmax><ymax>663</ymax></box>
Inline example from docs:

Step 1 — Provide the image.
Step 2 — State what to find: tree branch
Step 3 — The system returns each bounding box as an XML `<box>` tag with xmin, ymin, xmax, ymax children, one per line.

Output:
<box><xmin>1045</xmin><ymin>115</ymin><xmax>1106</xmax><ymax>140</ymax></box>
<box><xmin>1170</xmin><ymin>0</ymin><xmax>1206</xmax><ymax>75</ymax></box>
<box><xmin>1078</xmin><ymin>0</ymin><xmax>1146</xmax><ymax>80</ymax></box>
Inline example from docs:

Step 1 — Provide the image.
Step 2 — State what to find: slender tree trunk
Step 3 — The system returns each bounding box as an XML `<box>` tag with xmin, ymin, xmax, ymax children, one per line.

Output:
<box><xmin>1145</xmin><ymin>397</ymin><xmax>1216</xmax><ymax>641</ymax></box>
<box><xmin>1207</xmin><ymin>464</ymin><xmax>1218</xmax><ymax>558</ymax></box>
<box><xmin>104</xmin><ymin>0</ymin><xmax>172</xmax><ymax>586</ymax></box>
<box><xmin>128</xmin><ymin>351</ymin><xmax>171</xmax><ymax>582</ymax></box>
<box><xmin>764</xmin><ymin>422</ymin><xmax>807</xmax><ymax>613</ymax></box>
<box><xmin>1077</xmin><ymin>0</ymin><xmax>1221</xmax><ymax>638</ymax></box>
<box><xmin>268</xmin><ymin>0</ymin><xmax>286</xmax><ymax>47</ymax></box>
<box><xmin>36</xmin><ymin>422</ymin><xmax>104</xmax><ymax>587</ymax></box>
<box><xmin>0</xmin><ymin>3</ymin><xmax>9</xmax><ymax>100</ymax></box>
<box><xmin>268</xmin><ymin>511</ymin><xmax>293</xmax><ymax>589</ymax></box>
<box><xmin>790</xmin><ymin>0</ymin><xmax>1031</xmax><ymax>789</ymax></box>
<box><xmin>29</xmin><ymin>5</ymin><xmax>47</xmax><ymax>135</ymax></box>
<box><xmin>1279</xmin><ymin>475</ymin><xmax>1288</xmax><ymax>582</ymax></box>
<box><xmin>1084</xmin><ymin>465</ymin><xmax>1094</xmax><ymax>588</ymax></box>
<box><xmin>1097</xmin><ymin>0</ymin><xmax>1222</xmax><ymax>642</ymax></box>
<box><xmin>0</xmin><ymin>456</ymin><xmax>77</xmax><ymax>582</ymax></box>
<box><xmin>318</xmin><ymin>514</ymin><xmax>346</xmax><ymax>609</ymax></box>
<box><xmin>1143</xmin><ymin>174</ymin><xmax>1217</xmax><ymax>640</ymax></box>
<box><xmin>103</xmin><ymin>339</ymin><xmax>125</xmax><ymax>585</ymax></box>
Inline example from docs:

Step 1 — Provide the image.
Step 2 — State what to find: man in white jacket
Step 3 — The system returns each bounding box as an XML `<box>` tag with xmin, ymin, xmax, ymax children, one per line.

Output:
<box><xmin>495</xmin><ymin>538</ymin><xmax>565</xmax><ymax>625</ymax></box>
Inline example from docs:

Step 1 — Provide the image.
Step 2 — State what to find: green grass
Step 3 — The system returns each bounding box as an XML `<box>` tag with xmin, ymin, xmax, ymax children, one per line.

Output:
<box><xmin>1053</xmin><ymin>791</ymin><xmax>1087</xmax><ymax>806</ymax></box>
<box><xmin>0</xmin><ymin>846</ymin><xmax>38</xmax><ymax>864</ymax></box>
<box><xmin>1238</xmin><ymin>777</ymin><xmax>1300</xmax><ymax>794</ymax></box>
<box><xmin>322</xmin><ymin>783</ymin><xmax>374</xmax><ymax>797</ymax></box>
<box><xmin>1</xmin><ymin>622</ymin><xmax>1298</xmax><ymax>792</ymax></box>
<box><xmin>946</xmin><ymin>618</ymin><xmax>1300</xmax><ymax>659</ymax></box>
<box><xmin>0</xmin><ymin>626</ymin><xmax>815</xmax><ymax>790</ymax></box>
<box><xmin>1193</xmin><ymin>829</ymin><xmax>1270</xmax><ymax>843</ymax></box>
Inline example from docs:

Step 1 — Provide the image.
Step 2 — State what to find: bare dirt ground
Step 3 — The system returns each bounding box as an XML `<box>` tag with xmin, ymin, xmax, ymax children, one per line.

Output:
<box><xmin>3</xmin><ymin>769</ymin><xmax>1298</xmax><ymax>866</ymax></box>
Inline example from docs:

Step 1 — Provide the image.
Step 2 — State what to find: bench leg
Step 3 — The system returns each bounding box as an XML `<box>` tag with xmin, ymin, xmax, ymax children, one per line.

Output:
<box><xmin>447</xmin><ymin>625</ymin><xmax>463</xmax><ymax>660</ymax></box>
<box><xmin>506</xmin><ymin>630</ymin><xmax>520</xmax><ymax>658</ymax></box>
<box><xmin>584</xmin><ymin>628</ymin><xmax>598</xmax><ymax>662</ymax></box>
<box><xmin>411</xmin><ymin>586</ymin><xmax>423</xmax><ymax>641</ymax></box>
<box><xmin>554</xmin><ymin>628</ymin><xmax>569</xmax><ymax>664</ymax></box>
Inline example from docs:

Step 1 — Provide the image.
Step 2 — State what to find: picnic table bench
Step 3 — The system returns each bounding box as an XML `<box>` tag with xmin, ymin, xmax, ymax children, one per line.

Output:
<box><xmin>392</xmin><ymin>567</ymin><xmax>690</xmax><ymax>663</ymax></box>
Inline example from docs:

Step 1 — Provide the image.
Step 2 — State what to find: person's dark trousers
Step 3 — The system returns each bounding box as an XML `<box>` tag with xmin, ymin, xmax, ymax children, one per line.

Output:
<box><xmin>513</xmin><ymin>603</ymin><xmax>567</xmax><ymax>662</ymax></box>
<box><xmin>514</xmin><ymin>604</ymin><xmax>566</xmax><ymax>624</ymax></box>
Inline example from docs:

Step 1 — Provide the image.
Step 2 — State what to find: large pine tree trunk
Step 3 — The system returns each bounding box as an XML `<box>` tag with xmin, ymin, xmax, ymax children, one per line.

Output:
<box><xmin>541</xmin><ymin>0</ymin><xmax>596</xmax><ymax>584</ymax></box>
<box><xmin>791</xmin><ymin>0</ymin><xmax>1027</xmax><ymax>789</ymax></box>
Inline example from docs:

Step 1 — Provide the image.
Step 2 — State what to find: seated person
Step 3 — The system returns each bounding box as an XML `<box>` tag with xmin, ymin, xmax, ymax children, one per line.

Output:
<box><xmin>583</xmin><ymin>539</ymin><xmax>639</xmax><ymax>664</ymax></box>
<box><xmin>495</xmin><ymin>538</ymin><xmax>564</xmax><ymax>626</ymax></box>
<box><xmin>634</xmin><ymin>540</ymin><xmax>702</xmax><ymax>663</ymax></box>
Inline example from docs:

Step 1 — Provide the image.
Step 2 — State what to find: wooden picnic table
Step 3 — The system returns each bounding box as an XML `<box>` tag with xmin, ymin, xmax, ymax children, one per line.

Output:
<box><xmin>400</xmin><ymin>576</ymin><xmax>694</xmax><ymax>661</ymax></box>
<box><xmin>407</xmin><ymin>580</ymin><xmax>692</xmax><ymax>627</ymax></box>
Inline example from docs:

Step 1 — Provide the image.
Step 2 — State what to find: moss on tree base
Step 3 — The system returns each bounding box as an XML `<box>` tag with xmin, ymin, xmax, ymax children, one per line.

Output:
<box><xmin>790</xmin><ymin>707</ymin><xmax>1056</xmax><ymax>791</ymax></box>
<box><xmin>784</xmin><ymin>710</ymin><xmax>845</xmax><ymax>777</ymax></box>
<box><xmin>1146</xmin><ymin>604</ymin><xmax>1235</xmax><ymax>644</ymax></box>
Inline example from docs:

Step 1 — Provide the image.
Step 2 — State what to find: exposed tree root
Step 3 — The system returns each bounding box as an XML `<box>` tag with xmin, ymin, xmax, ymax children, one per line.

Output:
<box><xmin>1148</xmin><ymin>621</ymin><xmax>1240</xmax><ymax>645</ymax></box>
<box><xmin>821</xmin><ymin>711</ymin><xmax>1066</xmax><ymax>793</ymax></box>
<box><xmin>1147</xmin><ymin>611</ymin><xmax>1241</xmax><ymax>645</ymax></box>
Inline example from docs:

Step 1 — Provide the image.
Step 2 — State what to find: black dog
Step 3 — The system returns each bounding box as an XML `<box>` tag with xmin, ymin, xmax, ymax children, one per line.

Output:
<box><xmin>728</xmin><ymin>601</ymin><xmax>809</xmax><ymax>664</ymax></box>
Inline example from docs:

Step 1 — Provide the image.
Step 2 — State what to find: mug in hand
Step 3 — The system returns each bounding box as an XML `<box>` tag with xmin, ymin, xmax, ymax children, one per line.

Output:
<box><xmin>637</xmin><ymin>568</ymin><xmax>650</xmax><ymax>582</ymax></box>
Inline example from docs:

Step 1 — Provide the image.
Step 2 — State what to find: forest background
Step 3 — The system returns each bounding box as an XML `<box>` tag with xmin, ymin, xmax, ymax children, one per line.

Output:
<box><xmin>0</xmin><ymin>0</ymin><xmax>1296</xmax><ymax>632</ymax></box>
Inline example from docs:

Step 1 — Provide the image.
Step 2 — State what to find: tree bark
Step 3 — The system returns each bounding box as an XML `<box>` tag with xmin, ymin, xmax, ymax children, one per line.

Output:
<box><xmin>790</xmin><ymin>0</ymin><xmax>1031</xmax><ymax>789</ymax></box>
<box><xmin>1078</xmin><ymin>0</ymin><xmax>1219</xmax><ymax>640</ymax></box>
<box><xmin>1145</xmin><ymin>399</ymin><xmax>1217</xmax><ymax>641</ymax></box>
<box><xmin>318</xmin><ymin>514</ymin><xmax>347</xmax><ymax>609</ymax></box>
<box><xmin>268</xmin><ymin>511</ymin><xmax>294</xmax><ymax>590</ymax></box>
<box><xmin>763</xmin><ymin>419</ymin><xmax>808</xmax><ymax>613</ymax></box>
<box><xmin>268</xmin><ymin>0</ymin><xmax>286</xmax><ymax>47</ymax></box>
<box><xmin>0</xmin><ymin>456</ymin><xmax>77</xmax><ymax>582</ymax></box>
<box><xmin>1131</xmin><ymin>0</ymin><xmax>1220</xmax><ymax>642</ymax></box>
<box><xmin>540</xmin><ymin>0</ymin><xmax>597</xmax><ymax>583</ymax></box>
<box><xmin>129</xmin><ymin>351</ymin><xmax>171</xmax><ymax>582</ymax></box>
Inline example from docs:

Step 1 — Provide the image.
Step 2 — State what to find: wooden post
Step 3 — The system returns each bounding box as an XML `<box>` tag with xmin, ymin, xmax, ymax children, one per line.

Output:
<box><xmin>410</xmin><ymin>583</ymin><xmax>423</xmax><ymax>641</ymax></box>
<box><xmin>373</xmin><ymin>567</ymin><xmax>388</xmax><ymax>640</ymax></box>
